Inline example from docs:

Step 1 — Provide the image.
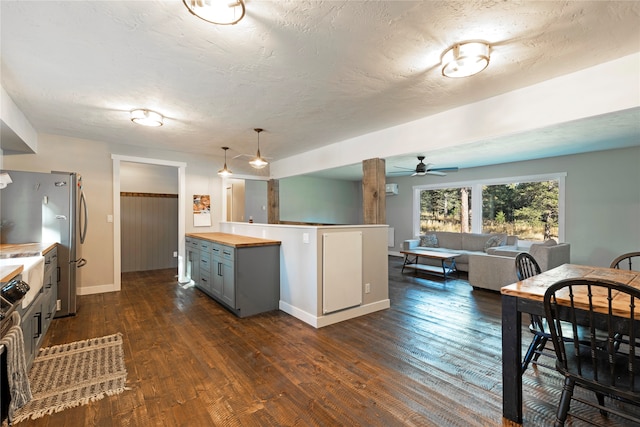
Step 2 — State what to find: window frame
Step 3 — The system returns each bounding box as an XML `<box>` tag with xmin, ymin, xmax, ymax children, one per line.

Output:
<box><xmin>412</xmin><ymin>173</ymin><xmax>566</xmax><ymax>242</ymax></box>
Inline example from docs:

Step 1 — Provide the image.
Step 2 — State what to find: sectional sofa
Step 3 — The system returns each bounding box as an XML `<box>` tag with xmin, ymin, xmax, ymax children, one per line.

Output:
<box><xmin>402</xmin><ymin>231</ymin><xmax>570</xmax><ymax>291</ymax></box>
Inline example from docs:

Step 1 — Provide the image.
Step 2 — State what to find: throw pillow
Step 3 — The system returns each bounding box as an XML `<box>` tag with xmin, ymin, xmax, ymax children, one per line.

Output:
<box><xmin>484</xmin><ymin>235</ymin><xmax>505</xmax><ymax>252</ymax></box>
<box><xmin>419</xmin><ymin>234</ymin><xmax>439</xmax><ymax>248</ymax></box>
<box><xmin>544</xmin><ymin>239</ymin><xmax>557</xmax><ymax>246</ymax></box>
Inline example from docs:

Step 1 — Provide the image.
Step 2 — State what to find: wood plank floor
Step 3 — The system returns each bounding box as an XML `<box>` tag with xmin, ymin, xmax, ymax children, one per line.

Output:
<box><xmin>20</xmin><ymin>256</ymin><xmax>638</xmax><ymax>426</ymax></box>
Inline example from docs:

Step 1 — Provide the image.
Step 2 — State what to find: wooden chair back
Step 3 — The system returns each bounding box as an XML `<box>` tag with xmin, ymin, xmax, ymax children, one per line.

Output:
<box><xmin>515</xmin><ymin>252</ymin><xmax>541</xmax><ymax>281</ymax></box>
<box><xmin>544</xmin><ymin>278</ymin><xmax>640</xmax><ymax>411</ymax></box>
<box><xmin>610</xmin><ymin>251</ymin><xmax>640</xmax><ymax>271</ymax></box>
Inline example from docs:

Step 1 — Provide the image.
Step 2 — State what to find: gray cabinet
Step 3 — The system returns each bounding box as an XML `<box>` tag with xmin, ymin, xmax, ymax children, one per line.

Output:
<box><xmin>17</xmin><ymin>246</ymin><xmax>58</xmax><ymax>369</ymax></box>
<box><xmin>185</xmin><ymin>237</ymin><xmax>200</xmax><ymax>285</ymax></box>
<box><xmin>41</xmin><ymin>247</ymin><xmax>58</xmax><ymax>338</ymax></box>
<box><xmin>188</xmin><ymin>235</ymin><xmax>280</xmax><ymax>318</ymax></box>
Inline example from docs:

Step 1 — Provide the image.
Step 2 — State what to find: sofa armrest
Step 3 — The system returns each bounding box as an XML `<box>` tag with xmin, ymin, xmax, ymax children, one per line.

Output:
<box><xmin>468</xmin><ymin>254</ymin><xmax>519</xmax><ymax>292</ymax></box>
<box><xmin>402</xmin><ymin>239</ymin><xmax>420</xmax><ymax>250</ymax></box>
<box><xmin>529</xmin><ymin>243</ymin><xmax>571</xmax><ymax>271</ymax></box>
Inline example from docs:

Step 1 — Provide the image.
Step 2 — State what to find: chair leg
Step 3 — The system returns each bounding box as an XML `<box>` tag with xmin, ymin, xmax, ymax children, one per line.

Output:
<box><xmin>596</xmin><ymin>392</ymin><xmax>607</xmax><ymax>417</ymax></box>
<box><xmin>532</xmin><ymin>337</ymin><xmax>548</xmax><ymax>362</ymax></box>
<box><xmin>522</xmin><ymin>335</ymin><xmax>543</xmax><ymax>372</ymax></box>
<box><xmin>554</xmin><ymin>377</ymin><xmax>575</xmax><ymax>427</ymax></box>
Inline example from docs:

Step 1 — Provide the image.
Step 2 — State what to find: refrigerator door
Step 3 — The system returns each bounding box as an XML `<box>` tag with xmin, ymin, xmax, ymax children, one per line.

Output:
<box><xmin>44</xmin><ymin>172</ymin><xmax>76</xmax><ymax>317</ymax></box>
<box><xmin>0</xmin><ymin>170</ymin><xmax>46</xmax><ymax>243</ymax></box>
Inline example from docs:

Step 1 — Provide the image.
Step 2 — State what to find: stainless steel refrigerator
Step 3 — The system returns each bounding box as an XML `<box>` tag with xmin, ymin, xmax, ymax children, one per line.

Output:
<box><xmin>0</xmin><ymin>170</ymin><xmax>87</xmax><ymax>317</ymax></box>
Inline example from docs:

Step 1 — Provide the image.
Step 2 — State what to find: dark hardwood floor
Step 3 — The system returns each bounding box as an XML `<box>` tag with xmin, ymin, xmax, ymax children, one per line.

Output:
<box><xmin>22</xmin><ymin>256</ymin><xmax>638</xmax><ymax>426</ymax></box>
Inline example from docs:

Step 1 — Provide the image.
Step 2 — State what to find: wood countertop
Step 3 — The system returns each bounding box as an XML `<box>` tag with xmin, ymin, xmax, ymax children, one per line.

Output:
<box><xmin>186</xmin><ymin>232</ymin><xmax>281</xmax><ymax>248</ymax></box>
<box><xmin>0</xmin><ymin>242</ymin><xmax>58</xmax><ymax>259</ymax></box>
<box><xmin>0</xmin><ymin>242</ymin><xmax>57</xmax><ymax>283</ymax></box>
<box><xmin>1</xmin><ymin>264</ymin><xmax>24</xmax><ymax>283</ymax></box>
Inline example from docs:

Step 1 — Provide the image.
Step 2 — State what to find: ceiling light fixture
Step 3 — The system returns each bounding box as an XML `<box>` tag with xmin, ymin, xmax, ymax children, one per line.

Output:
<box><xmin>441</xmin><ymin>42</ymin><xmax>490</xmax><ymax>78</ymax></box>
<box><xmin>130</xmin><ymin>109</ymin><xmax>164</xmax><ymax>127</ymax></box>
<box><xmin>249</xmin><ymin>128</ymin><xmax>269</xmax><ymax>169</ymax></box>
<box><xmin>218</xmin><ymin>146</ymin><xmax>233</xmax><ymax>177</ymax></box>
<box><xmin>183</xmin><ymin>0</ymin><xmax>245</xmax><ymax>25</ymax></box>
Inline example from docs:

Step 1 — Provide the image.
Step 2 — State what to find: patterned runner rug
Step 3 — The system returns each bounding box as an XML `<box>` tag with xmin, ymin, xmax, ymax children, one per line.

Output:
<box><xmin>12</xmin><ymin>333</ymin><xmax>127</xmax><ymax>423</ymax></box>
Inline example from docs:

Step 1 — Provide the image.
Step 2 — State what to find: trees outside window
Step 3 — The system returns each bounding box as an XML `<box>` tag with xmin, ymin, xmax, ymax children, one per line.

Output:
<box><xmin>482</xmin><ymin>181</ymin><xmax>559</xmax><ymax>240</ymax></box>
<box><xmin>414</xmin><ymin>174</ymin><xmax>563</xmax><ymax>242</ymax></box>
<box><xmin>419</xmin><ymin>187</ymin><xmax>471</xmax><ymax>234</ymax></box>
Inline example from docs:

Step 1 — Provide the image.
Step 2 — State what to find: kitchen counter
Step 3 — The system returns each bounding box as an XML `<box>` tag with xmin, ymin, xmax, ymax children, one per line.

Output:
<box><xmin>0</xmin><ymin>242</ymin><xmax>57</xmax><ymax>259</ymax></box>
<box><xmin>186</xmin><ymin>232</ymin><xmax>280</xmax><ymax>248</ymax></box>
<box><xmin>0</xmin><ymin>242</ymin><xmax>56</xmax><ymax>284</ymax></box>
<box><xmin>0</xmin><ymin>264</ymin><xmax>24</xmax><ymax>283</ymax></box>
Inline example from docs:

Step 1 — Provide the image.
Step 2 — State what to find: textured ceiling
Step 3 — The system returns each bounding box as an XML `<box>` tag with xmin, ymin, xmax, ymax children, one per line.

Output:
<box><xmin>1</xmin><ymin>1</ymin><xmax>639</xmax><ymax>178</ymax></box>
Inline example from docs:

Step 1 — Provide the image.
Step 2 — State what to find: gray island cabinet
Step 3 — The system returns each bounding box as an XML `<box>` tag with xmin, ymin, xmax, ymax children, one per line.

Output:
<box><xmin>185</xmin><ymin>232</ymin><xmax>281</xmax><ymax>318</ymax></box>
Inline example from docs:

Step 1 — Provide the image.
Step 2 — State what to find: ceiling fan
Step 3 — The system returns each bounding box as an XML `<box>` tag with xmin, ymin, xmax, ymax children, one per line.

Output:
<box><xmin>392</xmin><ymin>156</ymin><xmax>459</xmax><ymax>177</ymax></box>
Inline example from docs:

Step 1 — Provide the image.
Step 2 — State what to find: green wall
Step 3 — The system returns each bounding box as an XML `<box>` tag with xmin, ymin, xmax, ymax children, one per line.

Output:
<box><xmin>280</xmin><ymin>175</ymin><xmax>362</xmax><ymax>224</ymax></box>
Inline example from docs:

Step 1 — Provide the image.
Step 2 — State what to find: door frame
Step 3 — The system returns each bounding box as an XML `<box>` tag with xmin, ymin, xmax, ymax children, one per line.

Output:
<box><xmin>112</xmin><ymin>155</ymin><xmax>187</xmax><ymax>291</ymax></box>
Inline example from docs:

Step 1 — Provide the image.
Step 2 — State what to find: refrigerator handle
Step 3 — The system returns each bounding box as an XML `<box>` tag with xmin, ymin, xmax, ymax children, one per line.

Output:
<box><xmin>80</xmin><ymin>191</ymin><xmax>88</xmax><ymax>244</ymax></box>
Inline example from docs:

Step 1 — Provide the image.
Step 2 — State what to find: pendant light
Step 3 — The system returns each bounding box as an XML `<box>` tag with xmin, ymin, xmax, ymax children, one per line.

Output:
<box><xmin>249</xmin><ymin>128</ymin><xmax>269</xmax><ymax>169</ymax></box>
<box><xmin>218</xmin><ymin>147</ymin><xmax>232</xmax><ymax>177</ymax></box>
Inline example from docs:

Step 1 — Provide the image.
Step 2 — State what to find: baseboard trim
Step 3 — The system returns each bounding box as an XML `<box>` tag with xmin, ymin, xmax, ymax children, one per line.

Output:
<box><xmin>77</xmin><ymin>284</ymin><xmax>117</xmax><ymax>296</ymax></box>
<box><xmin>279</xmin><ymin>299</ymin><xmax>391</xmax><ymax>329</ymax></box>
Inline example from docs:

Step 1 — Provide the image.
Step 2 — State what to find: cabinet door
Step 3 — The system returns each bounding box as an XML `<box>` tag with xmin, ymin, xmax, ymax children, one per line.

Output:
<box><xmin>221</xmin><ymin>258</ymin><xmax>235</xmax><ymax>308</ymax></box>
<box><xmin>42</xmin><ymin>266</ymin><xmax>55</xmax><ymax>335</ymax></box>
<box><xmin>186</xmin><ymin>246</ymin><xmax>200</xmax><ymax>284</ymax></box>
<box><xmin>211</xmin><ymin>245</ymin><xmax>223</xmax><ymax>299</ymax></box>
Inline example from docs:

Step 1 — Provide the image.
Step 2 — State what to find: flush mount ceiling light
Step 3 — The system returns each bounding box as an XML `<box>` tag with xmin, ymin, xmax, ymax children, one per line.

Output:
<box><xmin>249</xmin><ymin>128</ymin><xmax>269</xmax><ymax>169</ymax></box>
<box><xmin>441</xmin><ymin>42</ymin><xmax>490</xmax><ymax>78</ymax></box>
<box><xmin>130</xmin><ymin>109</ymin><xmax>164</xmax><ymax>127</ymax></box>
<box><xmin>218</xmin><ymin>147</ymin><xmax>233</xmax><ymax>177</ymax></box>
<box><xmin>183</xmin><ymin>0</ymin><xmax>245</xmax><ymax>25</ymax></box>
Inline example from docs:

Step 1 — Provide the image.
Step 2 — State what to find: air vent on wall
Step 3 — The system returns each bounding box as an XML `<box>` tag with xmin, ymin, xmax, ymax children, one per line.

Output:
<box><xmin>385</xmin><ymin>183</ymin><xmax>398</xmax><ymax>196</ymax></box>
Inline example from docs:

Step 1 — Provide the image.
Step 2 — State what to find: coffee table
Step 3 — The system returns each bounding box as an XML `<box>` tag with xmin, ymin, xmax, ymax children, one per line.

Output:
<box><xmin>400</xmin><ymin>249</ymin><xmax>461</xmax><ymax>279</ymax></box>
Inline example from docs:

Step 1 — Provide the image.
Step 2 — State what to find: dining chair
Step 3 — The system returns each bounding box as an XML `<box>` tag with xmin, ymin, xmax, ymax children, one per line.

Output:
<box><xmin>610</xmin><ymin>251</ymin><xmax>640</xmax><ymax>271</ymax></box>
<box><xmin>515</xmin><ymin>252</ymin><xmax>546</xmax><ymax>371</ymax></box>
<box><xmin>543</xmin><ymin>278</ymin><xmax>640</xmax><ymax>426</ymax></box>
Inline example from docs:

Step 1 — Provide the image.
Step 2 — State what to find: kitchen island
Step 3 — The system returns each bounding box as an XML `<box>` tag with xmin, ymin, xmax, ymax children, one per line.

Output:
<box><xmin>185</xmin><ymin>232</ymin><xmax>281</xmax><ymax>318</ymax></box>
<box><xmin>219</xmin><ymin>223</ymin><xmax>390</xmax><ymax>328</ymax></box>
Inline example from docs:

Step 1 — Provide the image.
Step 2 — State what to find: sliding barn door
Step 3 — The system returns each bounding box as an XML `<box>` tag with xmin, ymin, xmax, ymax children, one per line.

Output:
<box><xmin>120</xmin><ymin>193</ymin><xmax>178</xmax><ymax>272</ymax></box>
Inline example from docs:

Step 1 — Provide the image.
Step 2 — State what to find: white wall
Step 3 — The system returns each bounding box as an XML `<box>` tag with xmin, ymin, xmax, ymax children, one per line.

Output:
<box><xmin>120</xmin><ymin>162</ymin><xmax>178</xmax><ymax>194</ymax></box>
<box><xmin>386</xmin><ymin>146</ymin><xmax>640</xmax><ymax>267</ymax></box>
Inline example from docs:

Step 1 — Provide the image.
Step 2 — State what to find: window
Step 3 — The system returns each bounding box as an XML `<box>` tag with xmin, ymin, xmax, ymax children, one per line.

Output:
<box><xmin>413</xmin><ymin>173</ymin><xmax>565</xmax><ymax>242</ymax></box>
<box><xmin>418</xmin><ymin>187</ymin><xmax>472</xmax><ymax>234</ymax></box>
<box><xmin>482</xmin><ymin>181</ymin><xmax>559</xmax><ymax>240</ymax></box>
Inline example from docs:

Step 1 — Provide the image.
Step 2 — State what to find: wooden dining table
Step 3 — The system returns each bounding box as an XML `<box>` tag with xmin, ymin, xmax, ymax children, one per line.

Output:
<box><xmin>500</xmin><ymin>263</ymin><xmax>640</xmax><ymax>424</ymax></box>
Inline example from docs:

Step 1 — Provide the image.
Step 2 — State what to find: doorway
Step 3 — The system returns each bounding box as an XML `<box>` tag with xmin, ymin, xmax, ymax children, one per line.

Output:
<box><xmin>111</xmin><ymin>155</ymin><xmax>187</xmax><ymax>291</ymax></box>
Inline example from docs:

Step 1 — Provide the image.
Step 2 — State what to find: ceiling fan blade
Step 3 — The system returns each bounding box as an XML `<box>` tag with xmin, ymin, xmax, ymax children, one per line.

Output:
<box><xmin>427</xmin><ymin>166</ymin><xmax>459</xmax><ymax>172</ymax></box>
<box><xmin>393</xmin><ymin>165</ymin><xmax>415</xmax><ymax>171</ymax></box>
<box><xmin>426</xmin><ymin>171</ymin><xmax>447</xmax><ymax>176</ymax></box>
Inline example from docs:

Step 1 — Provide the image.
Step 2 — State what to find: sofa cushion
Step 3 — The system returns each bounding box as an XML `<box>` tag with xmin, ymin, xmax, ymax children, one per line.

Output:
<box><xmin>419</xmin><ymin>234</ymin><xmax>439</xmax><ymax>248</ymax></box>
<box><xmin>484</xmin><ymin>235</ymin><xmax>506</xmax><ymax>252</ymax></box>
<box><xmin>430</xmin><ymin>232</ymin><xmax>463</xmax><ymax>250</ymax></box>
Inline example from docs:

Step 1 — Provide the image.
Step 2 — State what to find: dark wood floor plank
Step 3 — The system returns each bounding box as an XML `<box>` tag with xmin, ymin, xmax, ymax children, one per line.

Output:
<box><xmin>19</xmin><ymin>256</ymin><xmax>639</xmax><ymax>426</ymax></box>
